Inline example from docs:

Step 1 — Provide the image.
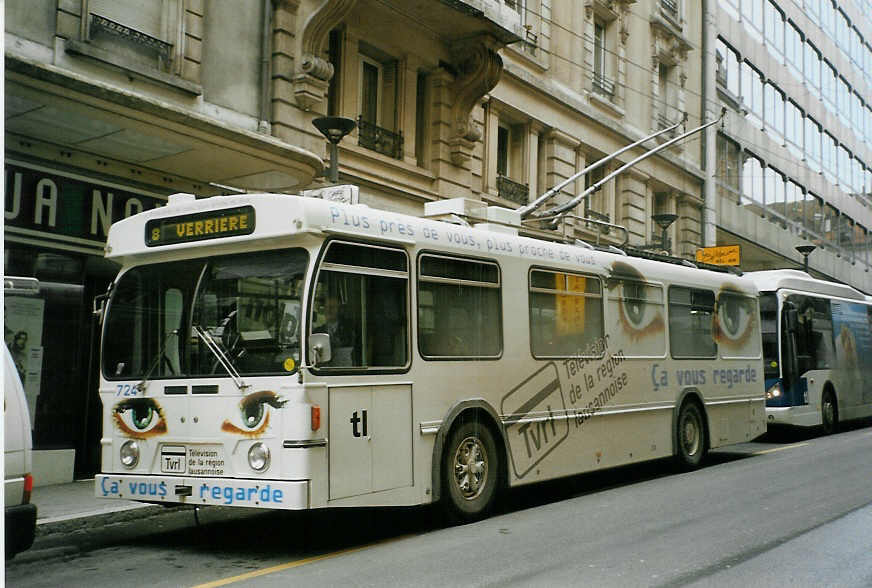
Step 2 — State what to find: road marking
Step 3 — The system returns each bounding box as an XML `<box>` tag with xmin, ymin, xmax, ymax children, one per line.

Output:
<box><xmin>191</xmin><ymin>536</ymin><xmax>410</xmax><ymax>588</ymax></box>
<box><xmin>753</xmin><ymin>442</ymin><xmax>809</xmax><ymax>455</ymax></box>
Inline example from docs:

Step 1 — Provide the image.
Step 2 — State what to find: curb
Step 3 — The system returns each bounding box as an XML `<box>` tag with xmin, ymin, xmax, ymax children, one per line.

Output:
<box><xmin>36</xmin><ymin>503</ymin><xmax>187</xmax><ymax>537</ymax></box>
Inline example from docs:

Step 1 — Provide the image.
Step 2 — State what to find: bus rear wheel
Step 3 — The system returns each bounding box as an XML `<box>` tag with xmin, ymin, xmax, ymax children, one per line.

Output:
<box><xmin>821</xmin><ymin>389</ymin><xmax>839</xmax><ymax>435</ymax></box>
<box><xmin>442</xmin><ymin>420</ymin><xmax>500</xmax><ymax>523</ymax></box>
<box><xmin>675</xmin><ymin>401</ymin><xmax>706</xmax><ymax>469</ymax></box>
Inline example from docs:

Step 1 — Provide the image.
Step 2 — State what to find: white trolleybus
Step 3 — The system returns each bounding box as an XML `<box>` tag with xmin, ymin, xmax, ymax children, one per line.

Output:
<box><xmin>746</xmin><ymin>270</ymin><xmax>872</xmax><ymax>433</ymax></box>
<box><xmin>94</xmin><ymin>187</ymin><xmax>765</xmax><ymax>520</ymax></box>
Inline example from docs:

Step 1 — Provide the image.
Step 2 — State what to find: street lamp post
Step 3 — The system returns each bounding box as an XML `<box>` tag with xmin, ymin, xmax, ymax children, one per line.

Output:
<box><xmin>651</xmin><ymin>213</ymin><xmax>679</xmax><ymax>254</ymax></box>
<box><xmin>796</xmin><ymin>244</ymin><xmax>816</xmax><ymax>274</ymax></box>
<box><xmin>312</xmin><ymin>116</ymin><xmax>356</xmax><ymax>184</ymax></box>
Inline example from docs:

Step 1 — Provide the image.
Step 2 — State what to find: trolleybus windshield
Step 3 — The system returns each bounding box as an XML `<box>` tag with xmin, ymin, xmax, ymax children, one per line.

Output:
<box><xmin>102</xmin><ymin>248</ymin><xmax>308</xmax><ymax>380</ymax></box>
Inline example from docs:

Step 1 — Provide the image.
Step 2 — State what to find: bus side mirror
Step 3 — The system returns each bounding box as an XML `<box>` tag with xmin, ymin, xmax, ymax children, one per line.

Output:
<box><xmin>308</xmin><ymin>333</ymin><xmax>332</xmax><ymax>366</ymax></box>
<box><xmin>785</xmin><ymin>309</ymin><xmax>799</xmax><ymax>333</ymax></box>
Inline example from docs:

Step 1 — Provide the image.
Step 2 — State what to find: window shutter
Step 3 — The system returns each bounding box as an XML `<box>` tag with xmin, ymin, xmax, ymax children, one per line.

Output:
<box><xmin>90</xmin><ymin>0</ymin><xmax>164</xmax><ymax>39</ymax></box>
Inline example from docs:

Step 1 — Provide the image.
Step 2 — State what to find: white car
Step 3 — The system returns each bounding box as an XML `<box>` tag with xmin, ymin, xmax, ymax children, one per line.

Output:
<box><xmin>5</xmin><ymin>347</ymin><xmax>36</xmax><ymax>558</ymax></box>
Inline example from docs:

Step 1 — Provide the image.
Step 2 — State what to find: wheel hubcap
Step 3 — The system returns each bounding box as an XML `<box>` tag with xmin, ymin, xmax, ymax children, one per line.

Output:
<box><xmin>453</xmin><ymin>435</ymin><xmax>488</xmax><ymax>500</ymax></box>
<box><xmin>681</xmin><ymin>413</ymin><xmax>700</xmax><ymax>456</ymax></box>
<box><xmin>823</xmin><ymin>397</ymin><xmax>834</xmax><ymax>426</ymax></box>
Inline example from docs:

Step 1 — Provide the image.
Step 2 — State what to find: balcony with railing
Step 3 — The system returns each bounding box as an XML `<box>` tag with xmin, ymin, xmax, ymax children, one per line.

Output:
<box><xmin>660</xmin><ymin>0</ymin><xmax>679</xmax><ymax>21</ymax></box>
<box><xmin>357</xmin><ymin>116</ymin><xmax>404</xmax><ymax>160</ymax></box>
<box><xmin>592</xmin><ymin>73</ymin><xmax>616</xmax><ymax>97</ymax></box>
<box><xmin>392</xmin><ymin>0</ymin><xmax>522</xmax><ymax>45</ymax></box>
<box><xmin>497</xmin><ymin>175</ymin><xmax>529</xmax><ymax>205</ymax></box>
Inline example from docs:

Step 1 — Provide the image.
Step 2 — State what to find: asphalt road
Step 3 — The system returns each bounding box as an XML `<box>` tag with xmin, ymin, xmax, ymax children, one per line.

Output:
<box><xmin>7</xmin><ymin>423</ymin><xmax>872</xmax><ymax>588</ymax></box>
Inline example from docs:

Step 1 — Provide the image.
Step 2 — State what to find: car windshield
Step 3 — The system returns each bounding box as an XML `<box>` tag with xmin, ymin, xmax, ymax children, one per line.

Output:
<box><xmin>102</xmin><ymin>248</ymin><xmax>308</xmax><ymax>380</ymax></box>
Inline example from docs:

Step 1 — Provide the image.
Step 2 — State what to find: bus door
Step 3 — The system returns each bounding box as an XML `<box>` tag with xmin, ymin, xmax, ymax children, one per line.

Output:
<box><xmin>328</xmin><ymin>383</ymin><xmax>413</xmax><ymax>500</ymax></box>
<box><xmin>309</xmin><ymin>240</ymin><xmax>413</xmax><ymax>501</ymax></box>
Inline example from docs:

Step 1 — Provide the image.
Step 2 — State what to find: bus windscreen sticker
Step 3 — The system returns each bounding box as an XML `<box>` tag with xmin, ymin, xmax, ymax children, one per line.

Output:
<box><xmin>501</xmin><ymin>362</ymin><xmax>569</xmax><ymax>479</ymax></box>
<box><xmin>145</xmin><ymin>206</ymin><xmax>255</xmax><ymax>246</ymax></box>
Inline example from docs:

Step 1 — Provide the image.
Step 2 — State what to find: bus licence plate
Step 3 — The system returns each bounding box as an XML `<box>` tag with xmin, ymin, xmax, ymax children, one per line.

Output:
<box><xmin>161</xmin><ymin>445</ymin><xmax>187</xmax><ymax>473</ymax></box>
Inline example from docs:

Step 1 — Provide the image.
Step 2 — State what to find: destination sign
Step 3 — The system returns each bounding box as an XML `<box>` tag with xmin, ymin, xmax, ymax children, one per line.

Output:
<box><xmin>145</xmin><ymin>206</ymin><xmax>255</xmax><ymax>247</ymax></box>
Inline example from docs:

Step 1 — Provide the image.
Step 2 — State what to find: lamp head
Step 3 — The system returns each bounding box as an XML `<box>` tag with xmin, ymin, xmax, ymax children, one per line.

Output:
<box><xmin>312</xmin><ymin>116</ymin><xmax>356</xmax><ymax>144</ymax></box>
<box><xmin>652</xmin><ymin>213</ymin><xmax>679</xmax><ymax>230</ymax></box>
<box><xmin>795</xmin><ymin>244</ymin><xmax>816</xmax><ymax>257</ymax></box>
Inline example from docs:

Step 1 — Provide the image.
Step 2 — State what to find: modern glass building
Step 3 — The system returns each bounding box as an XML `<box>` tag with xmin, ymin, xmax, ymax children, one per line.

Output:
<box><xmin>714</xmin><ymin>0</ymin><xmax>872</xmax><ymax>292</ymax></box>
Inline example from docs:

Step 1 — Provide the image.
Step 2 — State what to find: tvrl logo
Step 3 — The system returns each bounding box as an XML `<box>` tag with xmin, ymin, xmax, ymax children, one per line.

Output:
<box><xmin>501</xmin><ymin>363</ymin><xmax>569</xmax><ymax>479</ymax></box>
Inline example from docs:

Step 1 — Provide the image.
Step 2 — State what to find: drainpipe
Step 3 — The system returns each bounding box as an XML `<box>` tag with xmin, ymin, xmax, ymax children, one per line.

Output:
<box><xmin>702</xmin><ymin>0</ymin><xmax>718</xmax><ymax>247</ymax></box>
<box><xmin>258</xmin><ymin>0</ymin><xmax>272</xmax><ymax>134</ymax></box>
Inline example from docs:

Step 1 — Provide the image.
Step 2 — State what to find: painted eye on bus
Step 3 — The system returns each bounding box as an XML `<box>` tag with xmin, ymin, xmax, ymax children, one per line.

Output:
<box><xmin>113</xmin><ymin>398</ymin><xmax>167</xmax><ymax>438</ymax></box>
<box><xmin>222</xmin><ymin>390</ymin><xmax>287</xmax><ymax>437</ymax></box>
<box><xmin>715</xmin><ymin>290</ymin><xmax>756</xmax><ymax>348</ymax></box>
<box><xmin>608</xmin><ymin>262</ymin><xmax>665</xmax><ymax>341</ymax></box>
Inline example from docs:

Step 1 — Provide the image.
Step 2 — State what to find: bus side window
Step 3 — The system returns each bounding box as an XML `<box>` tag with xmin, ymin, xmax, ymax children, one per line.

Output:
<box><xmin>668</xmin><ymin>286</ymin><xmax>716</xmax><ymax>359</ymax></box>
<box><xmin>311</xmin><ymin>241</ymin><xmax>409</xmax><ymax>370</ymax></box>
<box><xmin>529</xmin><ymin>269</ymin><xmax>604</xmax><ymax>358</ymax></box>
<box><xmin>417</xmin><ymin>254</ymin><xmax>501</xmax><ymax>359</ymax></box>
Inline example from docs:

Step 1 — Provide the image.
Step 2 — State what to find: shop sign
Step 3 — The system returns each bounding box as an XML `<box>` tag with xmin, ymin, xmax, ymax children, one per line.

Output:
<box><xmin>695</xmin><ymin>245</ymin><xmax>741</xmax><ymax>266</ymax></box>
<box><xmin>4</xmin><ymin>161</ymin><xmax>167</xmax><ymax>252</ymax></box>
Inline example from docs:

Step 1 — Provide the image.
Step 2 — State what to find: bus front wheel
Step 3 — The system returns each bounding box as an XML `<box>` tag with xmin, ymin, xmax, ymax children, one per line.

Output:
<box><xmin>675</xmin><ymin>401</ymin><xmax>706</xmax><ymax>469</ymax></box>
<box><xmin>821</xmin><ymin>389</ymin><xmax>839</xmax><ymax>435</ymax></box>
<box><xmin>442</xmin><ymin>420</ymin><xmax>500</xmax><ymax>523</ymax></box>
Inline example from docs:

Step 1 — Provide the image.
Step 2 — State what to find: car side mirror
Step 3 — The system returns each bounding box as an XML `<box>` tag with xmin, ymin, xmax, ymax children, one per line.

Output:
<box><xmin>308</xmin><ymin>333</ymin><xmax>332</xmax><ymax>366</ymax></box>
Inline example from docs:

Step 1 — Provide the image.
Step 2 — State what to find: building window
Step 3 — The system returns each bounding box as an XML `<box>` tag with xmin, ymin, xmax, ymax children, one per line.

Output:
<box><xmin>592</xmin><ymin>21</ymin><xmax>615</xmax><ymax>96</ymax></box>
<box><xmin>495</xmin><ymin>121</ymin><xmax>529</xmax><ymax>204</ymax></box>
<box><xmin>716</xmin><ymin>133</ymin><xmax>741</xmax><ymax>203</ymax></box>
<box><xmin>822</xmin><ymin>132</ymin><xmax>837</xmax><ymax>184</ymax></box>
<box><xmin>742</xmin><ymin>153</ymin><xmax>764</xmax><ymax>214</ymax></box>
<box><xmin>805</xmin><ymin>41</ymin><xmax>821</xmax><ymax>99</ymax></box>
<box><xmin>785</xmin><ymin>101</ymin><xmax>803</xmax><ymax>159</ymax></box>
<box><xmin>742</xmin><ymin>0</ymin><xmax>764</xmax><ymax>41</ymax></box>
<box><xmin>741</xmin><ymin>61</ymin><xmax>764</xmax><ymax>125</ymax></box>
<box><xmin>805</xmin><ymin>117</ymin><xmax>822</xmax><ymax>173</ymax></box>
<box><xmin>86</xmin><ymin>0</ymin><xmax>181</xmax><ymax>74</ymax></box>
<box><xmin>357</xmin><ymin>48</ymin><xmax>403</xmax><ymax>159</ymax></box>
<box><xmin>360</xmin><ymin>57</ymin><xmax>382</xmax><ymax>127</ymax></box>
<box><xmin>785</xmin><ymin>21</ymin><xmax>803</xmax><ymax>82</ymax></box>
<box><xmin>763</xmin><ymin>82</ymin><xmax>784</xmax><ymax>142</ymax></box>
<box><xmin>765</xmin><ymin>1</ymin><xmax>784</xmax><ymax>60</ymax></box>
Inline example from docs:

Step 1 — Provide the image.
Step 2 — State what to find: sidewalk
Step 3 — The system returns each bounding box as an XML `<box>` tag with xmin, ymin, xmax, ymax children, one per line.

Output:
<box><xmin>33</xmin><ymin>479</ymin><xmax>165</xmax><ymax>535</ymax></box>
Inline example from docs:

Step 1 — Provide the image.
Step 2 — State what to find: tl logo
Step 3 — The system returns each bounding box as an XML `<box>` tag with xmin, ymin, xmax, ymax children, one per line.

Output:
<box><xmin>350</xmin><ymin>410</ymin><xmax>368</xmax><ymax>437</ymax></box>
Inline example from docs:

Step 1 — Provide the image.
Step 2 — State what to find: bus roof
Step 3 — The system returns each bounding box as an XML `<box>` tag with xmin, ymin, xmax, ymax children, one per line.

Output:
<box><xmin>106</xmin><ymin>192</ymin><xmax>758</xmax><ymax>295</ymax></box>
<box><xmin>744</xmin><ymin>269</ymin><xmax>867</xmax><ymax>301</ymax></box>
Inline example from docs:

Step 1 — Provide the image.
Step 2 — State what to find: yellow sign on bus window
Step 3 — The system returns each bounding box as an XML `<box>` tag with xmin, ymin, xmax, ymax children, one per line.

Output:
<box><xmin>695</xmin><ymin>245</ymin><xmax>740</xmax><ymax>266</ymax></box>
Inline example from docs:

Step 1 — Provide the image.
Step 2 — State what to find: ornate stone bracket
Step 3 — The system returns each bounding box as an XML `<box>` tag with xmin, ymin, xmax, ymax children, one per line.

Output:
<box><xmin>293</xmin><ymin>0</ymin><xmax>358</xmax><ymax>110</ymax></box>
<box><xmin>449</xmin><ymin>35</ymin><xmax>503</xmax><ymax>165</ymax></box>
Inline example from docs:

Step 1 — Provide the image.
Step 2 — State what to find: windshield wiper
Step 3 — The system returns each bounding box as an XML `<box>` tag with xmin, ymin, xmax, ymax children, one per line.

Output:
<box><xmin>193</xmin><ymin>324</ymin><xmax>249</xmax><ymax>391</ymax></box>
<box><xmin>136</xmin><ymin>329</ymin><xmax>178</xmax><ymax>392</ymax></box>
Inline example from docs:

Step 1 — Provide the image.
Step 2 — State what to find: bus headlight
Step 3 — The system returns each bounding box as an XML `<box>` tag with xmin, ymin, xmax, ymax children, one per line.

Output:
<box><xmin>120</xmin><ymin>440</ymin><xmax>140</xmax><ymax>468</ymax></box>
<box><xmin>248</xmin><ymin>442</ymin><xmax>270</xmax><ymax>472</ymax></box>
<box><xmin>766</xmin><ymin>382</ymin><xmax>782</xmax><ymax>400</ymax></box>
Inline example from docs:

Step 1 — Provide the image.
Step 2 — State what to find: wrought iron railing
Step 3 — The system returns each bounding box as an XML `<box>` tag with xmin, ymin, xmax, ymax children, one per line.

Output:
<box><xmin>90</xmin><ymin>13</ymin><xmax>173</xmax><ymax>58</ymax></box>
<box><xmin>592</xmin><ymin>73</ymin><xmax>616</xmax><ymax>97</ymax></box>
<box><xmin>657</xmin><ymin>112</ymin><xmax>680</xmax><ymax>131</ymax></box>
<box><xmin>357</xmin><ymin>116</ymin><xmax>404</xmax><ymax>159</ymax></box>
<box><xmin>497</xmin><ymin>175</ymin><xmax>529</xmax><ymax>205</ymax></box>
<box><xmin>584</xmin><ymin>209</ymin><xmax>611</xmax><ymax>234</ymax></box>
<box><xmin>661</xmin><ymin>0</ymin><xmax>679</xmax><ymax>19</ymax></box>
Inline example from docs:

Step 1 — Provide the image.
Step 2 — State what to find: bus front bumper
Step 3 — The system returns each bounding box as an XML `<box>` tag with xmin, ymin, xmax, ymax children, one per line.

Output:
<box><xmin>96</xmin><ymin>474</ymin><xmax>309</xmax><ymax>509</ymax></box>
<box><xmin>766</xmin><ymin>405</ymin><xmax>820</xmax><ymax>428</ymax></box>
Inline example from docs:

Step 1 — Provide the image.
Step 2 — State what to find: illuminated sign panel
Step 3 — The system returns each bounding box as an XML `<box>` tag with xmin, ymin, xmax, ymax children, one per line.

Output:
<box><xmin>145</xmin><ymin>206</ymin><xmax>255</xmax><ymax>246</ymax></box>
